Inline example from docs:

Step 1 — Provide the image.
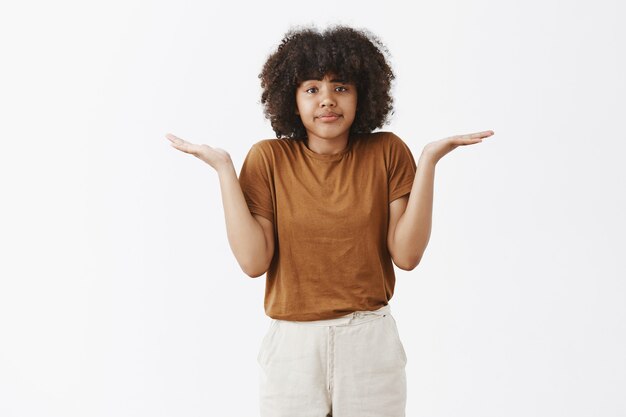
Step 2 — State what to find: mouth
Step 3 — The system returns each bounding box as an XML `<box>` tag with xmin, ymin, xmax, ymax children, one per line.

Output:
<box><xmin>316</xmin><ymin>112</ymin><xmax>342</xmax><ymax>122</ymax></box>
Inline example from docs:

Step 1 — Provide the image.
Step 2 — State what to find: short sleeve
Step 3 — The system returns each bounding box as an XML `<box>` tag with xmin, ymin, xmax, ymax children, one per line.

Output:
<box><xmin>386</xmin><ymin>133</ymin><xmax>417</xmax><ymax>202</ymax></box>
<box><xmin>238</xmin><ymin>142</ymin><xmax>275</xmax><ymax>222</ymax></box>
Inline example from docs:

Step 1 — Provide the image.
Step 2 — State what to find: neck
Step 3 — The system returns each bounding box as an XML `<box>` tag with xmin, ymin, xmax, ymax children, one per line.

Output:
<box><xmin>305</xmin><ymin>134</ymin><xmax>349</xmax><ymax>155</ymax></box>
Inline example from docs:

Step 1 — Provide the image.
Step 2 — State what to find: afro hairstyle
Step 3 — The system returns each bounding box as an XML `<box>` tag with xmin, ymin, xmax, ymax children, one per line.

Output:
<box><xmin>259</xmin><ymin>25</ymin><xmax>395</xmax><ymax>140</ymax></box>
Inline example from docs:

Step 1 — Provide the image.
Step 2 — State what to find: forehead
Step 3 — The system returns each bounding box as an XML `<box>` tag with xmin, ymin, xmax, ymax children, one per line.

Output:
<box><xmin>298</xmin><ymin>73</ymin><xmax>353</xmax><ymax>84</ymax></box>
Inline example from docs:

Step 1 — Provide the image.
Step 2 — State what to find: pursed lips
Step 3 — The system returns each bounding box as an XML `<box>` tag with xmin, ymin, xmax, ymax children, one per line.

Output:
<box><xmin>316</xmin><ymin>112</ymin><xmax>342</xmax><ymax>122</ymax></box>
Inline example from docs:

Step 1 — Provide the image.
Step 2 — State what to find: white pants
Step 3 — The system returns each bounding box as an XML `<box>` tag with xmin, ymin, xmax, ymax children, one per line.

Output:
<box><xmin>257</xmin><ymin>304</ymin><xmax>407</xmax><ymax>417</ymax></box>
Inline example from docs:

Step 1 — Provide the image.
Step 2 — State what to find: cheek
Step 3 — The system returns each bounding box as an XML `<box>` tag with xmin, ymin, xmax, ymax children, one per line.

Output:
<box><xmin>347</xmin><ymin>95</ymin><xmax>358</xmax><ymax>111</ymax></box>
<box><xmin>295</xmin><ymin>94</ymin><xmax>309</xmax><ymax>115</ymax></box>
<box><xmin>295</xmin><ymin>99</ymin><xmax>311</xmax><ymax>116</ymax></box>
<box><xmin>294</xmin><ymin>97</ymin><xmax>302</xmax><ymax>115</ymax></box>
<box><xmin>347</xmin><ymin>98</ymin><xmax>358</xmax><ymax>119</ymax></box>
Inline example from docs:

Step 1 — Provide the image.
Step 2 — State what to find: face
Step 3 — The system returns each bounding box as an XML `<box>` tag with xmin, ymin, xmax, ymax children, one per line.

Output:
<box><xmin>295</xmin><ymin>74</ymin><xmax>358</xmax><ymax>144</ymax></box>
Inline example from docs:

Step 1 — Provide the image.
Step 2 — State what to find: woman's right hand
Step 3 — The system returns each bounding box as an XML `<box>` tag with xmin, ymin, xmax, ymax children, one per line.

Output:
<box><xmin>165</xmin><ymin>133</ymin><xmax>232</xmax><ymax>172</ymax></box>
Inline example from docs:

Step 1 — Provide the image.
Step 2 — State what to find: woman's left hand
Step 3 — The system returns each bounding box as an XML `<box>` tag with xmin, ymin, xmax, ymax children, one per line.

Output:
<box><xmin>422</xmin><ymin>130</ymin><xmax>494</xmax><ymax>163</ymax></box>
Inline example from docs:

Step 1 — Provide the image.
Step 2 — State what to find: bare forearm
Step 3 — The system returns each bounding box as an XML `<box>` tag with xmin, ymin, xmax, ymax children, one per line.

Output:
<box><xmin>390</xmin><ymin>130</ymin><xmax>495</xmax><ymax>269</ymax></box>
<box><xmin>393</xmin><ymin>153</ymin><xmax>436</xmax><ymax>267</ymax></box>
<box><xmin>165</xmin><ymin>133</ymin><xmax>272</xmax><ymax>276</ymax></box>
<box><xmin>217</xmin><ymin>164</ymin><xmax>271</xmax><ymax>276</ymax></box>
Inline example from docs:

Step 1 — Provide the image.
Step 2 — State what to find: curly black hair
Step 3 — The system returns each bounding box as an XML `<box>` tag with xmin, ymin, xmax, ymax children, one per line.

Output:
<box><xmin>259</xmin><ymin>25</ymin><xmax>395</xmax><ymax>140</ymax></box>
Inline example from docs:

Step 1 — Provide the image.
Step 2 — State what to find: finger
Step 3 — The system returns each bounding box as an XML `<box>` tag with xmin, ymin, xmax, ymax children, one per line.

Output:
<box><xmin>166</xmin><ymin>136</ymin><xmax>197</xmax><ymax>155</ymax></box>
<box><xmin>165</xmin><ymin>133</ymin><xmax>196</xmax><ymax>153</ymax></box>
<box><xmin>458</xmin><ymin>138</ymin><xmax>483</xmax><ymax>146</ymax></box>
<box><xmin>454</xmin><ymin>132</ymin><xmax>493</xmax><ymax>145</ymax></box>
<box><xmin>165</xmin><ymin>133</ymin><xmax>184</xmax><ymax>144</ymax></box>
<box><xmin>467</xmin><ymin>130</ymin><xmax>494</xmax><ymax>139</ymax></box>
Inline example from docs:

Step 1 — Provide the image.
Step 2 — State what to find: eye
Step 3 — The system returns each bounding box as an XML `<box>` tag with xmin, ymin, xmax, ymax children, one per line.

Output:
<box><xmin>305</xmin><ymin>87</ymin><xmax>318</xmax><ymax>94</ymax></box>
<box><xmin>335</xmin><ymin>86</ymin><xmax>348</xmax><ymax>92</ymax></box>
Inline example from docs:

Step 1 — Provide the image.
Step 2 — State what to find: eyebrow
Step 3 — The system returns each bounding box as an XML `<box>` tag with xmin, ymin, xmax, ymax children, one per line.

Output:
<box><xmin>303</xmin><ymin>78</ymin><xmax>349</xmax><ymax>84</ymax></box>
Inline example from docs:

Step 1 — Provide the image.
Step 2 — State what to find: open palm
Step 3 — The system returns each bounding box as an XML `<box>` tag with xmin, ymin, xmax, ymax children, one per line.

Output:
<box><xmin>165</xmin><ymin>133</ymin><xmax>232</xmax><ymax>171</ymax></box>
<box><xmin>424</xmin><ymin>130</ymin><xmax>494</xmax><ymax>163</ymax></box>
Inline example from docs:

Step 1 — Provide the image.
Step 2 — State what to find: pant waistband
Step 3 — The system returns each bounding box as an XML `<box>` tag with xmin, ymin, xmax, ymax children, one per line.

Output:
<box><xmin>274</xmin><ymin>304</ymin><xmax>391</xmax><ymax>327</ymax></box>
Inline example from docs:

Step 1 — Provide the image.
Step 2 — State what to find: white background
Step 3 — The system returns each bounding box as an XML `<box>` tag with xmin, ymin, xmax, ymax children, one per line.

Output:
<box><xmin>1</xmin><ymin>0</ymin><xmax>625</xmax><ymax>416</ymax></box>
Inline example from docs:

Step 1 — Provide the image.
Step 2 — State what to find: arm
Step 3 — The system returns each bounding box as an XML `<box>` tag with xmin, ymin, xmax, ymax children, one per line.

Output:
<box><xmin>217</xmin><ymin>164</ymin><xmax>274</xmax><ymax>277</ymax></box>
<box><xmin>387</xmin><ymin>153</ymin><xmax>434</xmax><ymax>271</ymax></box>
<box><xmin>387</xmin><ymin>130</ymin><xmax>495</xmax><ymax>271</ymax></box>
<box><xmin>166</xmin><ymin>133</ymin><xmax>274</xmax><ymax>278</ymax></box>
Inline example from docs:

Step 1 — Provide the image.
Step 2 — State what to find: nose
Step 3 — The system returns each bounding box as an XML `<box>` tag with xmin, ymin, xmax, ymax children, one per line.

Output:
<box><xmin>319</xmin><ymin>90</ymin><xmax>336</xmax><ymax>108</ymax></box>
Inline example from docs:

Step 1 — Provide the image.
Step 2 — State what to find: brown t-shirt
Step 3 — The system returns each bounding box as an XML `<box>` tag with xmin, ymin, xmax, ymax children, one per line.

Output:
<box><xmin>239</xmin><ymin>131</ymin><xmax>417</xmax><ymax>321</ymax></box>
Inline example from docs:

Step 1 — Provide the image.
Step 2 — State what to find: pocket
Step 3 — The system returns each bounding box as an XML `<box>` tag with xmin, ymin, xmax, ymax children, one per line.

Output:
<box><xmin>257</xmin><ymin>319</ymin><xmax>279</xmax><ymax>366</ymax></box>
<box><xmin>383</xmin><ymin>315</ymin><xmax>408</xmax><ymax>366</ymax></box>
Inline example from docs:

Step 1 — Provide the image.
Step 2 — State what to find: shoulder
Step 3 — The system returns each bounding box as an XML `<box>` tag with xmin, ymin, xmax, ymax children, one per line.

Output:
<box><xmin>249</xmin><ymin>137</ymin><xmax>301</xmax><ymax>157</ymax></box>
<box><xmin>353</xmin><ymin>131</ymin><xmax>410</xmax><ymax>153</ymax></box>
<box><xmin>243</xmin><ymin>138</ymin><xmax>303</xmax><ymax>174</ymax></box>
<box><xmin>354</xmin><ymin>130</ymin><xmax>404</xmax><ymax>145</ymax></box>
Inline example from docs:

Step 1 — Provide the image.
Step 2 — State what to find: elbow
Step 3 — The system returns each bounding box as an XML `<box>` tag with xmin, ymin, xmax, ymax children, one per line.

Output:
<box><xmin>239</xmin><ymin>258</ymin><xmax>270</xmax><ymax>278</ymax></box>
<box><xmin>240</xmin><ymin>263</ymin><xmax>267</xmax><ymax>278</ymax></box>
<box><xmin>393</xmin><ymin>254</ymin><xmax>421</xmax><ymax>271</ymax></box>
<box><xmin>233</xmin><ymin>242</ymin><xmax>274</xmax><ymax>278</ymax></box>
<box><xmin>244</xmin><ymin>269</ymin><xmax>265</xmax><ymax>278</ymax></box>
